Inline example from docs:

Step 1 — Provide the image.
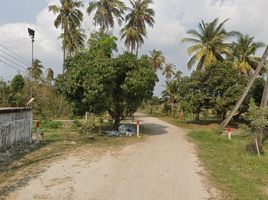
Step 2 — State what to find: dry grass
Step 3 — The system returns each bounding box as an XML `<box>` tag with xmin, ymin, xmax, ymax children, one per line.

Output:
<box><xmin>0</xmin><ymin>120</ymin><xmax>143</xmax><ymax>197</ymax></box>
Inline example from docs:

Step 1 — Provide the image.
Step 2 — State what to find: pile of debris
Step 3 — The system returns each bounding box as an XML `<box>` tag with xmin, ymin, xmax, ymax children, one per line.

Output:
<box><xmin>105</xmin><ymin>124</ymin><xmax>136</xmax><ymax>137</ymax></box>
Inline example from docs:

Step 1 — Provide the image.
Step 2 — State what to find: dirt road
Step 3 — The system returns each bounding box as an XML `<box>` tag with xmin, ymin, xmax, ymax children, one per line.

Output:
<box><xmin>6</xmin><ymin>115</ymin><xmax>216</xmax><ymax>200</ymax></box>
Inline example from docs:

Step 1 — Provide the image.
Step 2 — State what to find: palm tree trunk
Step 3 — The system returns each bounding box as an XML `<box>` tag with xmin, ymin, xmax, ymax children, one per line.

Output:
<box><xmin>59</xmin><ymin>34</ymin><xmax>66</xmax><ymax>115</ymax></box>
<box><xmin>63</xmin><ymin>47</ymin><xmax>66</xmax><ymax>74</ymax></box>
<box><xmin>221</xmin><ymin>46</ymin><xmax>268</xmax><ymax>130</ymax></box>
<box><xmin>256</xmin><ymin>68</ymin><xmax>268</xmax><ymax>145</ymax></box>
<box><xmin>260</xmin><ymin>69</ymin><xmax>268</xmax><ymax>107</ymax></box>
<box><xmin>136</xmin><ymin>45</ymin><xmax>139</xmax><ymax>57</ymax></box>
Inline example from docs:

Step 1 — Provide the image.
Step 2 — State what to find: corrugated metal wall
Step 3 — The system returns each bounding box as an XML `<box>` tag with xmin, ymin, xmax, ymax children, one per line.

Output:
<box><xmin>0</xmin><ymin>108</ymin><xmax>32</xmax><ymax>150</ymax></box>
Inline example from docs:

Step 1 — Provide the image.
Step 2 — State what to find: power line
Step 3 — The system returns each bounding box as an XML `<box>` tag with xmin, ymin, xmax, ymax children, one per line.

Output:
<box><xmin>0</xmin><ymin>54</ymin><xmax>28</xmax><ymax>71</ymax></box>
<box><xmin>0</xmin><ymin>59</ymin><xmax>27</xmax><ymax>75</ymax></box>
<box><xmin>0</xmin><ymin>44</ymin><xmax>31</xmax><ymax>66</ymax></box>
<box><xmin>5</xmin><ymin>41</ymin><xmax>31</xmax><ymax>49</ymax></box>
<box><xmin>0</xmin><ymin>38</ymin><xmax>29</xmax><ymax>44</ymax></box>
<box><xmin>0</xmin><ymin>48</ymin><xmax>30</xmax><ymax>68</ymax></box>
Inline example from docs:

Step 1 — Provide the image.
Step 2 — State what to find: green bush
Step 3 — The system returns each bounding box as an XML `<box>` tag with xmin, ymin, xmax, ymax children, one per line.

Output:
<box><xmin>43</xmin><ymin>120</ymin><xmax>62</xmax><ymax>130</ymax></box>
<box><xmin>72</xmin><ymin>119</ymin><xmax>82</xmax><ymax>128</ymax></box>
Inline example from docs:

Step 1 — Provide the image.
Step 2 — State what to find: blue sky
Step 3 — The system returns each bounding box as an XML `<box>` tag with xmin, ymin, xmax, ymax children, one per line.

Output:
<box><xmin>0</xmin><ymin>0</ymin><xmax>268</xmax><ymax>96</ymax></box>
<box><xmin>0</xmin><ymin>0</ymin><xmax>47</xmax><ymax>25</ymax></box>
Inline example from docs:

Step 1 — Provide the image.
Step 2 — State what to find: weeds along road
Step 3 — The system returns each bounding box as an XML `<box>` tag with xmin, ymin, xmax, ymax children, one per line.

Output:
<box><xmin>6</xmin><ymin>114</ymin><xmax>216</xmax><ymax>200</ymax></box>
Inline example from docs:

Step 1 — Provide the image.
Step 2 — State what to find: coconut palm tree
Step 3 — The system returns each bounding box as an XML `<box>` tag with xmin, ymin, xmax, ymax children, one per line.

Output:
<box><xmin>121</xmin><ymin>26</ymin><xmax>146</xmax><ymax>54</ymax></box>
<box><xmin>46</xmin><ymin>68</ymin><xmax>54</xmax><ymax>86</ymax></box>
<box><xmin>49</xmin><ymin>0</ymin><xmax>84</xmax><ymax>72</ymax></box>
<box><xmin>28</xmin><ymin>59</ymin><xmax>44</xmax><ymax>82</ymax></box>
<box><xmin>59</xmin><ymin>27</ymin><xmax>86</xmax><ymax>56</ymax></box>
<box><xmin>87</xmin><ymin>0</ymin><xmax>126</xmax><ymax>32</ymax></box>
<box><xmin>149</xmin><ymin>49</ymin><xmax>165</xmax><ymax>73</ymax></box>
<box><xmin>162</xmin><ymin>80</ymin><xmax>180</xmax><ymax>117</ymax></box>
<box><xmin>162</xmin><ymin>63</ymin><xmax>175</xmax><ymax>81</ymax></box>
<box><xmin>232</xmin><ymin>34</ymin><xmax>264</xmax><ymax>76</ymax></box>
<box><xmin>121</xmin><ymin>0</ymin><xmax>155</xmax><ymax>55</ymax></box>
<box><xmin>174</xmin><ymin>70</ymin><xmax>183</xmax><ymax>81</ymax></box>
<box><xmin>182</xmin><ymin>18</ymin><xmax>236</xmax><ymax>71</ymax></box>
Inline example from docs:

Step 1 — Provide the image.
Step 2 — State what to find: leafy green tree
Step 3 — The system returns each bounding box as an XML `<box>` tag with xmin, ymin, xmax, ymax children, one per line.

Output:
<box><xmin>232</xmin><ymin>34</ymin><xmax>264</xmax><ymax>75</ymax></box>
<box><xmin>87</xmin><ymin>0</ymin><xmax>126</xmax><ymax>32</ymax></box>
<box><xmin>182</xmin><ymin>18</ymin><xmax>236</xmax><ymax>70</ymax></box>
<box><xmin>162</xmin><ymin>63</ymin><xmax>175</xmax><ymax>81</ymax></box>
<box><xmin>10</xmin><ymin>74</ymin><xmax>25</xmax><ymax>93</ymax></box>
<box><xmin>8</xmin><ymin>74</ymin><xmax>27</xmax><ymax>106</ymax></box>
<box><xmin>178</xmin><ymin>71</ymin><xmax>208</xmax><ymax>120</ymax></box>
<box><xmin>149</xmin><ymin>49</ymin><xmax>165</xmax><ymax>72</ymax></box>
<box><xmin>202</xmin><ymin>62</ymin><xmax>247</xmax><ymax>120</ymax></box>
<box><xmin>56</xmin><ymin>33</ymin><xmax>117</xmax><ymax>115</ymax></box>
<box><xmin>49</xmin><ymin>0</ymin><xmax>84</xmax><ymax>71</ymax></box>
<box><xmin>0</xmin><ymin>78</ymin><xmax>8</xmax><ymax>106</ymax></box>
<box><xmin>241</xmin><ymin>100</ymin><xmax>268</xmax><ymax>154</ymax></box>
<box><xmin>109</xmin><ymin>53</ymin><xmax>156</xmax><ymax>129</ymax></box>
<box><xmin>235</xmin><ymin>77</ymin><xmax>265</xmax><ymax>119</ymax></box>
<box><xmin>121</xmin><ymin>0</ymin><xmax>155</xmax><ymax>55</ymax></box>
<box><xmin>56</xmin><ymin>34</ymin><xmax>156</xmax><ymax>130</ymax></box>
<box><xmin>87</xmin><ymin>32</ymin><xmax>118</xmax><ymax>58</ymax></box>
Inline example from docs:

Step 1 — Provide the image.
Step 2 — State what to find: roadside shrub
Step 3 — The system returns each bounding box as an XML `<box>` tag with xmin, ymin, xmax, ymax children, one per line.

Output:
<box><xmin>72</xmin><ymin>119</ymin><xmax>82</xmax><ymax>128</ymax></box>
<box><xmin>43</xmin><ymin>120</ymin><xmax>62</xmax><ymax>129</ymax></box>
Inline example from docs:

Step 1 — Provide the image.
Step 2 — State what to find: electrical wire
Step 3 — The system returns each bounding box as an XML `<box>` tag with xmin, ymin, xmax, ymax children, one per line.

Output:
<box><xmin>0</xmin><ymin>38</ymin><xmax>29</xmax><ymax>44</ymax></box>
<box><xmin>0</xmin><ymin>54</ymin><xmax>28</xmax><ymax>71</ymax></box>
<box><xmin>0</xmin><ymin>48</ymin><xmax>30</xmax><ymax>69</ymax></box>
<box><xmin>0</xmin><ymin>59</ymin><xmax>27</xmax><ymax>75</ymax></box>
<box><xmin>4</xmin><ymin>40</ymin><xmax>31</xmax><ymax>49</ymax></box>
<box><xmin>0</xmin><ymin>44</ymin><xmax>31</xmax><ymax>66</ymax></box>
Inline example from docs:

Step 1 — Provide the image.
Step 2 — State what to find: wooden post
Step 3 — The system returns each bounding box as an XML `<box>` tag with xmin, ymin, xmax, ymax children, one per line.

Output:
<box><xmin>227</xmin><ymin>128</ymin><xmax>232</xmax><ymax>140</ymax></box>
<box><xmin>137</xmin><ymin>120</ymin><xmax>141</xmax><ymax>138</ymax></box>
<box><xmin>36</xmin><ymin>120</ymin><xmax>40</xmax><ymax>144</ymax></box>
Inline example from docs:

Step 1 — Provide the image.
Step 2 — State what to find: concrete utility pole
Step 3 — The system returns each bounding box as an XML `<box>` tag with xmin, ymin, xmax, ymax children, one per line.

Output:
<box><xmin>28</xmin><ymin>28</ymin><xmax>35</xmax><ymax>100</ymax></box>
<box><xmin>221</xmin><ymin>46</ymin><xmax>268</xmax><ymax>130</ymax></box>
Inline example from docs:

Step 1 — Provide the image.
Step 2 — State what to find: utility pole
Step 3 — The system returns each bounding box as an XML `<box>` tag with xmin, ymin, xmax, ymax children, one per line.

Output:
<box><xmin>28</xmin><ymin>28</ymin><xmax>35</xmax><ymax>100</ymax></box>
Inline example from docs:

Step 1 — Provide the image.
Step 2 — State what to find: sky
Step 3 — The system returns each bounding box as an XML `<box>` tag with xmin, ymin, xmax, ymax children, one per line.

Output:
<box><xmin>0</xmin><ymin>0</ymin><xmax>268</xmax><ymax>96</ymax></box>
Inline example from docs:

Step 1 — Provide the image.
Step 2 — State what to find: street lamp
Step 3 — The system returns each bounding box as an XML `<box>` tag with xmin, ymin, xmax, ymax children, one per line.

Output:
<box><xmin>28</xmin><ymin>28</ymin><xmax>35</xmax><ymax>99</ymax></box>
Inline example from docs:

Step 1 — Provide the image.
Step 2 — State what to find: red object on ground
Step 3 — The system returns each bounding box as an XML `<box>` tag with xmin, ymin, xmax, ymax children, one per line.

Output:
<box><xmin>36</xmin><ymin>121</ymin><xmax>40</xmax><ymax>128</ymax></box>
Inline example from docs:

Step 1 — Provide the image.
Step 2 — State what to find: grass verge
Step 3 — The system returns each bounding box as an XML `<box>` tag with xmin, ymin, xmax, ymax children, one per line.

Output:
<box><xmin>189</xmin><ymin>129</ymin><xmax>268</xmax><ymax>200</ymax></box>
<box><xmin>154</xmin><ymin>115</ymin><xmax>268</xmax><ymax>199</ymax></box>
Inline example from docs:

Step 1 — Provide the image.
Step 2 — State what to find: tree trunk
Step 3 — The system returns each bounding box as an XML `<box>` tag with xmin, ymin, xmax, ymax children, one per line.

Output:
<box><xmin>63</xmin><ymin>47</ymin><xmax>66</xmax><ymax>74</ymax></box>
<box><xmin>171</xmin><ymin>103</ymin><xmax>175</xmax><ymax>117</ymax></box>
<box><xmin>256</xmin><ymin>68</ymin><xmax>268</xmax><ymax>145</ymax></box>
<box><xmin>221</xmin><ymin>46</ymin><xmax>268</xmax><ymax>130</ymax></box>
<box><xmin>260</xmin><ymin>69</ymin><xmax>268</xmax><ymax>107</ymax></box>
<box><xmin>136</xmin><ymin>45</ymin><xmax>139</xmax><ymax>57</ymax></box>
<box><xmin>195</xmin><ymin>112</ymin><xmax>200</xmax><ymax>121</ymax></box>
<box><xmin>59</xmin><ymin>45</ymin><xmax>66</xmax><ymax>115</ymax></box>
<box><xmin>113</xmin><ymin>114</ymin><xmax>121</xmax><ymax>131</ymax></box>
<box><xmin>221</xmin><ymin>111</ymin><xmax>226</xmax><ymax>121</ymax></box>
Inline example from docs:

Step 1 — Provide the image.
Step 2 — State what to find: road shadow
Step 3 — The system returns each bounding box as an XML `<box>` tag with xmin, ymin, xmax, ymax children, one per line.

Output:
<box><xmin>141</xmin><ymin>123</ymin><xmax>168</xmax><ymax>136</ymax></box>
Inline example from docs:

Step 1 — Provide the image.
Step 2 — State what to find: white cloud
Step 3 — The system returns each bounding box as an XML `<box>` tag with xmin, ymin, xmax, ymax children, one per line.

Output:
<box><xmin>0</xmin><ymin>0</ymin><xmax>268</xmax><ymax>96</ymax></box>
